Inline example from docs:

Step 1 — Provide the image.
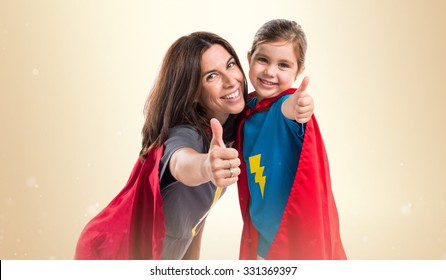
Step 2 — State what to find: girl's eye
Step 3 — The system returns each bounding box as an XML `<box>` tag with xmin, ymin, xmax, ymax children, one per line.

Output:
<box><xmin>257</xmin><ymin>57</ymin><xmax>268</xmax><ymax>63</ymax></box>
<box><xmin>279</xmin><ymin>63</ymin><xmax>290</xmax><ymax>69</ymax></box>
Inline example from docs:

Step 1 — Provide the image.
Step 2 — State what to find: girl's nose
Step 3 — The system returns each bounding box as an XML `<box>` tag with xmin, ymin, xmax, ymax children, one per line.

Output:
<box><xmin>263</xmin><ymin>64</ymin><xmax>275</xmax><ymax>77</ymax></box>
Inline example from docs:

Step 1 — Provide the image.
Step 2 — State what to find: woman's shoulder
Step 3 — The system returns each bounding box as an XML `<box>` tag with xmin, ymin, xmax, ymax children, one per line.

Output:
<box><xmin>167</xmin><ymin>125</ymin><xmax>202</xmax><ymax>141</ymax></box>
<box><xmin>169</xmin><ymin>124</ymin><xmax>197</xmax><ymax>134</ymax></box>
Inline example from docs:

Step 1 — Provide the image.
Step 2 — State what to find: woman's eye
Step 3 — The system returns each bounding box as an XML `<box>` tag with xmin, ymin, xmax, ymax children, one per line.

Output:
<box><xmin>228</xmin><ymin>62</ymin><xmax>235</xmax><ymax>68</ymax></box>
<box><xmin>206</xmin><ymin>73</ymin><xmax>217</xmax><ymax>81</ymax></box>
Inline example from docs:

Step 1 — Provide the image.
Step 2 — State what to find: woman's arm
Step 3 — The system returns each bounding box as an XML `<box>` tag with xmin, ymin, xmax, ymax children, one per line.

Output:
<box><xmin>169</xmin><ymin>119</ymin><xmax>241</xmax><ymax>188</ymax></box>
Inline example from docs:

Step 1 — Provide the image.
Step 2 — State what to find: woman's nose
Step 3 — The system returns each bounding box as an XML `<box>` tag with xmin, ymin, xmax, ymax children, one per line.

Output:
<box><xmin>222</xmin><ymin>73</ymin><xmax>237</xmax><ymax>88</ymax></box>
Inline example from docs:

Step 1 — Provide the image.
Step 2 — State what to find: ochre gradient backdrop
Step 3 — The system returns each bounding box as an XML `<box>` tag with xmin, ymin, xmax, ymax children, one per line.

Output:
<box><xmin>1</xmin><ymin>0</ymin><xmax>445</xmax><ymax>259</ymax></box>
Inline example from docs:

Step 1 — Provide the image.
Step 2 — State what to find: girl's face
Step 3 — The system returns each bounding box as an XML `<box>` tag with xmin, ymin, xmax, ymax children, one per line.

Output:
<box><xmin>248</xmin><ymin>40</ymin><xmax>301</xmax><ymax>102</ymax></box>
<box><xmin>199</xmin><ymin>44</ymin><xmax>245</xmax><ymax>125</ymax></box>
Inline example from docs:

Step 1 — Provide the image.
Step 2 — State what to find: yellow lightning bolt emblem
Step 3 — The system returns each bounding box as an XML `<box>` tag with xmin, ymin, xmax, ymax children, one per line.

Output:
<box><xmin>249</xmin><ymin>154</ymin><xmax>266</xmax><ymax>198</ymax></box>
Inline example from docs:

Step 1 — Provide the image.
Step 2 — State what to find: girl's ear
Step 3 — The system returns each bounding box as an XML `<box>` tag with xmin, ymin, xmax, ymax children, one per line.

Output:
<box><xmin>247</xmin><ymin>52</ymin><xmax>252</xmax><ymax>64</ymax></box>
<box><xmin>295</xmin><ymin>65</ymin><xmax>305</xmax><ymax>80</ymax></box>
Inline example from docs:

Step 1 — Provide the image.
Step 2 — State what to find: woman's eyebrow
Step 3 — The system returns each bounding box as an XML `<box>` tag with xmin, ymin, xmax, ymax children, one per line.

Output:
<box><xmin>202</xmin><ymin>57</ymin><xmax>234</xmax><ymax>77</ymax></box>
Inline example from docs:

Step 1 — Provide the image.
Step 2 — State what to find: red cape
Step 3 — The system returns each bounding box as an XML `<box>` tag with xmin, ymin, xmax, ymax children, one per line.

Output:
<box><xmin>236</xmin><ymin>113</ymin><xmax>347</xmax><ymax>259</ymax></box>
<box><xmin>74</xmin><ymin>146</ymin><xmax>165</xmax><ymax>259</ymax></box>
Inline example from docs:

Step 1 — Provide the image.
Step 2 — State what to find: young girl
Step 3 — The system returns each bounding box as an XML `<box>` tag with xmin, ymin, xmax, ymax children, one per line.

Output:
<box><xmin>236</xmin><ymin>19</ymin><xmax>347</xmax><ymax>259</ymax></box>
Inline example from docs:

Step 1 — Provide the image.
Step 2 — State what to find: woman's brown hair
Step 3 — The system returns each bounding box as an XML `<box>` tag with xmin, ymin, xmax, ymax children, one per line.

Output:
<box><xmin>140</xmin><ymin>32</ymin><xmax>248</xmax><ymax>160</ymax></box>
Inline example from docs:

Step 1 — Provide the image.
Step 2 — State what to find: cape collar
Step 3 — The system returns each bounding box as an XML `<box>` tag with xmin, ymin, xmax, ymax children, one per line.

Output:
<box><xmin>244</xmin><ymin>88</ymin><xmax>296</xmax><ymax>119</ymax></box>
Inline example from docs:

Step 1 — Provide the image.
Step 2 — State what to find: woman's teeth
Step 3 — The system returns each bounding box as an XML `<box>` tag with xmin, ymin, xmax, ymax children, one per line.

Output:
<box><xmin>222</xmin><ymin>90</ymin><xmax>239</xmax><ymax>99</ymax></box>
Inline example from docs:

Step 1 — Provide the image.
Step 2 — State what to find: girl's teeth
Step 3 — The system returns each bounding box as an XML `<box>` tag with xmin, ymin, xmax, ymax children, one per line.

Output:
<box><xmin>261</xmin><ymin>79</ymin><xmax>275</xmax><ymax>85</ymax></box>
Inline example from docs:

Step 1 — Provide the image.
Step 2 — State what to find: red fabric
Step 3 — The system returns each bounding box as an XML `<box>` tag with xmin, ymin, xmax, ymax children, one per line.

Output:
<box><xmin>74</xmin><ymin>146</ymin><xmax>165</xmax><ymax>260</ymax></box>
<box><xmin>243</xmin><ymin>88</ymin><xmax>295</xmax><ymax>118</ymax></box>
<box><xmin>236</xmin><ymin>92</ymin><xmax>346</xmax><ymax>260</ymax></box>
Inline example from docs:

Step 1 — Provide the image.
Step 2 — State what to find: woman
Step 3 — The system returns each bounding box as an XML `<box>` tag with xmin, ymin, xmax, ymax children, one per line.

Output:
<box><xmin>75</xmin><ymin>32</ymin><xmax>247</xmax><ymax>260</ymax></box>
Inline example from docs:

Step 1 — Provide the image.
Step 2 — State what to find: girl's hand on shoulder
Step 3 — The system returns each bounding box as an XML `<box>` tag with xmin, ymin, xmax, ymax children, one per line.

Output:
<box><xmin>281</xmin><ymin>76</ymin><xmax>314</xmax><ymax>123</ymax></box>
<box><xmin>293</xmin><ymin>76</ymin><xmax>314</xmax><ymax>123</ymax></box>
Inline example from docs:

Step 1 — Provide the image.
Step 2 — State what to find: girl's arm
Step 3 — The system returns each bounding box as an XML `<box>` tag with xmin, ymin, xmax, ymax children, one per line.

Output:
<box><xmin>282</xmin><ymin>76</ymin><xmax>314</xmax><ymax>123</ymax></box>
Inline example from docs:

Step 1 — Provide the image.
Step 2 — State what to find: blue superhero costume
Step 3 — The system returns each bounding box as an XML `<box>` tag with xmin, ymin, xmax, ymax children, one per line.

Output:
<box><xmin>243</xmin><ymin>94</ymin><xmax>304</xmax><ymax>257</ymax></box>
<box><xmin>236</xmin><ymin>88</ymin><xmax>347</xmax><ymax>259</ymax></box>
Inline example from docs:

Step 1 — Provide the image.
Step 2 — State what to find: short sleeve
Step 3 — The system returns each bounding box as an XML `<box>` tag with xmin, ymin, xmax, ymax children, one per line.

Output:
<box><xmin>159</xmin><ymin>125</ymin><xmax>205</xmax><ymax>185</ymax></box>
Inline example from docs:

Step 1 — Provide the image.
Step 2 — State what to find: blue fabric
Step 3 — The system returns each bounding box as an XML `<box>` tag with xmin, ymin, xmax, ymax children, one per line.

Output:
<box><xmin>243</xmin><ymin>94</ymin><xmax>305</xmax><ymax>257</ymax></box>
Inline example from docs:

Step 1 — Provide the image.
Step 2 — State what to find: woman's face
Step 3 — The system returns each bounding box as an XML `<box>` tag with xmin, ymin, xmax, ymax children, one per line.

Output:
<box><xmin>199</xmin><ymin>44</ymin><xmax>245</xmax><ymax>125</ymax></box>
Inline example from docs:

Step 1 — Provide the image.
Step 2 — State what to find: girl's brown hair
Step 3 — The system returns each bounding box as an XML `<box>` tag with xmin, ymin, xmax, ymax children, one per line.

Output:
<box><xmin>250</xmin><ymin>19</ymin><xmax>307</xmax><ymax>72</ymax></box>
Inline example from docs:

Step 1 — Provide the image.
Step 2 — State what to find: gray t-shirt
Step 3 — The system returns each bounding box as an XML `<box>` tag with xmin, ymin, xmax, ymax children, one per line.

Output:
<box><xmin>159</xmin><ymin>125</ymin><xmax>225</xmax><ymax>259</ymax></box>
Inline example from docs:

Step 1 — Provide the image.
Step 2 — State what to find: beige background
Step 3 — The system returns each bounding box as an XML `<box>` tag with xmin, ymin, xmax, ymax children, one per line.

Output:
<box><xmin>1</xmin><ymin>0</ymin><xmax>445</xmax><ymax>260</ymax></box>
